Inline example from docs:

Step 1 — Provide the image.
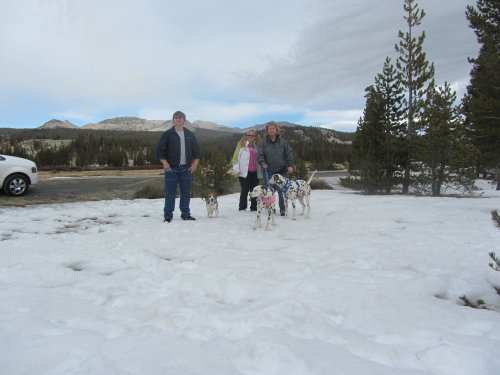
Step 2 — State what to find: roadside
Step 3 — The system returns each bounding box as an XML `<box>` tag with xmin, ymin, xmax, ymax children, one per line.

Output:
<box><xmin>0</xmin><ymin>170</ymin><xmax>347</xmax><ymax>207</ymax></box>
<box><xmin>0</xmin><ymin>170</ymin><xmax>165</xmax><ymax>206</ymax></box>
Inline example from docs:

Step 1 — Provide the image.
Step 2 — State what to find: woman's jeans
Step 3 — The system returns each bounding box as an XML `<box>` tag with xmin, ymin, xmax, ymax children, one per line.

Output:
<box><xmin>238</xmin><ymin>171</ymin><xmax>259</xmax><ymax>210</ymax></box>
<box><xmin>163</xmin><ymin>165</ymin><xmax>192</xmax><ymax>220</ymax></box>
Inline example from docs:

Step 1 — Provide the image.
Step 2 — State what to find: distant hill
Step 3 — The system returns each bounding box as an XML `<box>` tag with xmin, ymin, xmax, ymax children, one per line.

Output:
<box><xmin>81</xmin><ymin>117</ymin><xmax>167</xmax><ymax>132</ymax></box>
<box><xmin>40</xmin><ymin>119</ymin><xmax>79</xmax><ymax>130</ymax></box>
<box><xmin>39</xmin><ymin>117</ymin><xmax>241</xmax><ymax>133</ymax></box>
<box><xmin>37</xmin><ymin>117</ymin><xmax>353</xmax><ymax>143</ymax></box>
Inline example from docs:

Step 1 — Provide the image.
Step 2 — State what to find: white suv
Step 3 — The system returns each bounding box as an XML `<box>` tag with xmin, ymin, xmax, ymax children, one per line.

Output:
<box><xmin>0</xmin><ymin>155</ymin><xmax>39</xmax><ymax>196</ymax></box>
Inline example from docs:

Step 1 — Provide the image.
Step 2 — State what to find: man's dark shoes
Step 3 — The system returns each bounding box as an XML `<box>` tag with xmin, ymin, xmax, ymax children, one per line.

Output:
<box><xmin>182</xmin><ymin>216</ymin><xmax>196</xmax><ymax>221</ymax></box>
<box><xmin>280</xmin><ymin>211</ymin><xmax>286</xmax><ymax>216</ymax></box>
<box><xmin>164</xmin><ymin>218</ymin><xmax>172</xmax><ymax>223</ymax></box>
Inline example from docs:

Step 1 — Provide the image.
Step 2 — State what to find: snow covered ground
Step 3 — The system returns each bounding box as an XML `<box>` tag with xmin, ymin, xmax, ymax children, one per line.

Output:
<box><xmin>1</xmin><ymin>178</ymin><xmax>500</xmax><ymax>374</ymax></box>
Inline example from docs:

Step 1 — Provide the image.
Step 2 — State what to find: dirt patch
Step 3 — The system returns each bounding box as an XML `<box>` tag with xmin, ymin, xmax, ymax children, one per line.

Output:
<box><xmin>38</xmin><ymin>169</ymin><xmax>163</xmax><ymax>181</ymax></box>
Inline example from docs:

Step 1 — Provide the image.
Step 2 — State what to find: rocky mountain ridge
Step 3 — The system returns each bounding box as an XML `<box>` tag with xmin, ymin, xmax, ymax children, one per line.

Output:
<box><xmin>39</xmin><ymin>117</ymin><xmax>243</xmax><ymax>133</ymax></box>
<box><xmin>38</xmin><ymin>117</ymin><xmax>352</xmax><ymax>143</ymax></box>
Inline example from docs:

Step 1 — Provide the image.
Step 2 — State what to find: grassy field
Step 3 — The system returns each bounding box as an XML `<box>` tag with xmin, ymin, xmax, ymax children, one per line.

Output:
<box><xmin>38</xmin><ymin>168</ymin><xmax>163</xmax><ymax>180</ymax></box>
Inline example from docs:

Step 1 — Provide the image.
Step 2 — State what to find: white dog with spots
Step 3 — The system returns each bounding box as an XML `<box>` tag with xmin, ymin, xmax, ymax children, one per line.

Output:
<box><xmin>270</xmin><ymin>171</ymin><xmax>317</xmax><ymax>220</ymax></box>
<box><xmin>249</xmin><ymin>185</ymin><xmax>277</xmax><ymax>230</ymax></box>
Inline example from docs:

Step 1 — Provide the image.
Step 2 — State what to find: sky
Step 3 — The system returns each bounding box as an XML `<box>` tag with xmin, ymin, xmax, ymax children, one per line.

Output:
<box><xmin>1</xmin><ymin>177</ymin><xmax>500</xmax><ymax>374</ymax></box>
<box><xmin>0</xmin><ymin>0</ymin><xmax>479</xmax><ymax>132</ymax></box>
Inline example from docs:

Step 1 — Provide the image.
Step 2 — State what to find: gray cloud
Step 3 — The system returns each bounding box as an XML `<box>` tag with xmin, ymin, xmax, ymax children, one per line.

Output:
<box><xmin>243</xmin><ymin>0</ymin><xmax>478</xmax><ymax>111</ymax></box>
<box><xmin>0</xmin><ymin>0</ymin><xmax>479</xmax><ymax>130</ymax></box>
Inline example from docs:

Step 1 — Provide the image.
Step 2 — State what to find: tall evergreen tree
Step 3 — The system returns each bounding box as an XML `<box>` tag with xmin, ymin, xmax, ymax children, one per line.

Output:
<box><xmin>351</xmin><ymin>58</ymin><xmax>404</xmax><ymax>193</ymax></box>
<box><xmin>463</xmin><ymin>0</ymin><xmax>500</xmax><ymax>189</ymax></box>
<box><xmin>395</xmin><ymin>0</ymin><xmax>435</xmax><ymax>193</ymax></box>
<box><xmin>416</xmin><ymin>82</ymin><xmax>476</xmax><ymax>196</ymax></box>
<box><xmin>351</xmin><ymin>86</ymin><xmax>388</xmax><ymax>193</ymax></box>
<box><xmin>374</xmin><ymin>57</ymin><xmax>406</xmax><ymax>192</ymax></box>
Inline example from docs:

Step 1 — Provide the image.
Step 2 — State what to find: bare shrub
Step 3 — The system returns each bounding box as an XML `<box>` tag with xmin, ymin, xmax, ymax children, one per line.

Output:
<box><xmin>134</xmin><ymin>184</ymin><xmax>164</xmax><ymax>199</ymax></box>
<box><xmin>310</xmin><ymin>179</ymin><xmax>333</xmax><ymax>190</ymax></box>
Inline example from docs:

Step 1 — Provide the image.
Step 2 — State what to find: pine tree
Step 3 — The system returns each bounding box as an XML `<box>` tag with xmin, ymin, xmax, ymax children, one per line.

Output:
<box><xmin>351</xmin><ymin>87</ymin><xmax>388</xmax><ymax>193</ymax></box>
<box><xmin>293</xmin><ymin>154</ymin><xmax>308</xmax><ymax>180</ymax></box>
<box><xmin>463</xmin><ymin>0</ymin><xmax>500</xmax><ymax>189</ymax></box>
<box><xmin>416</xmin><ymin>82</ymin><xmax>476</xmax><ymax>196</ymax></box>
<box><xmin>351</xmin><ymin>58</ymin><xmax>405</xmax><ymax>193</ymax></box>
<box><xmin>395</xmin><ymin>0</ymin><xmax>435</xmax><ymax>193</ymax></box>
<box><xmin>374</xmin><ymin>57</ymin><xmax>406</xmax><ymax>192</ymax></box>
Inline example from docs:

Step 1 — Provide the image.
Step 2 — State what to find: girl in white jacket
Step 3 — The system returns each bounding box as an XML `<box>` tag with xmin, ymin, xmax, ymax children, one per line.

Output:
<box><xmin>231</xmin><ymin>130</ymin><xmax>263</xmax><ymax>211</ymax></box>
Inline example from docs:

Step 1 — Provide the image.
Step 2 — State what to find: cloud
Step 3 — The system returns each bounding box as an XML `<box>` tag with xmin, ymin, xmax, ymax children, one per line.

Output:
<box><xmin>139</xmin><ymin>100</ymin><xmax>299</xmax><ymax>127</ymax></box>
<box><xmin>243</xmin><ymin>0</ymin><xmax>477</xmax><ymax>110</ymax></box>
<box><xmin>0</xmin><ymin>0</ymin><xmax>480</xmax><ymax>131</ymax></box>
<box><xmin>300</xmin><ymin>108</ymin><xmax>362</xmax><ymax>132</ymax></box>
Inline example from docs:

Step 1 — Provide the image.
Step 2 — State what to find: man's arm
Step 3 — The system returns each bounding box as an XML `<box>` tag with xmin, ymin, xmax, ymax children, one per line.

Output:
<box><xmin>189</xmin><ymin>159</ymin><xmax>199</xmax><ymax>173</ymax></box>
<box><xmin>160</xmin><ymin>159</ymin><xmax>171</xmax><ymax>171</ymax></box>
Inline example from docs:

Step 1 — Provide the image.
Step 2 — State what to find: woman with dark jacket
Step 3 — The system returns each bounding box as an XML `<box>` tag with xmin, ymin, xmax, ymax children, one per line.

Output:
<box><xmin>257</xmin><ymin>121</ymin><xmax>294</xmax><ymax>216</ymax></box>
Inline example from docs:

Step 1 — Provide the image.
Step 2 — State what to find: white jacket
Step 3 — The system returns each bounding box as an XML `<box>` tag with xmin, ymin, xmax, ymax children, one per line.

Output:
<box><xmin>232</xmin><ymin>143</ymin><xmax>262</xmax><ymax>178</ymax></box>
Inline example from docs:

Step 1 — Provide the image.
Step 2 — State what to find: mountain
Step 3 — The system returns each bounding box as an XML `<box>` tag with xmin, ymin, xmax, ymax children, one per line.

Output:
<box><xmin>251</xmin><ymin>121</ymin><xmax>306</xmax><ymax>131</ymax></box>
<box><xmin>191</xmin><ymin>120</ymin><xmax>241</xmax><ymax>133</ymax></box>
<box><xmin>81</xmin><ymin>117</ymin><xmax>167</xmax><ymax>132</ymax></box>
<box><xmin>40</xmin><ymin>119</ymin><xmax>79</xmax><ymax>129</ymax></box>
<box><xmin>39</xmin><ymin>117</ymin><xmax>239</xmax><ymax>133</ymax></box>
<box><xmin>37</xmin><ymin>117</ymin><xmax>352</xmax><ymax>143</ymax></box>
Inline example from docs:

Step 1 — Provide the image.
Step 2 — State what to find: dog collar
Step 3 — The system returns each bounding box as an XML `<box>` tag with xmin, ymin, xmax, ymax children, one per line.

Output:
<box><xmin>259</xmin><ymin>193</ymin><xmax>276</xmax><ymax>206</ymax></box>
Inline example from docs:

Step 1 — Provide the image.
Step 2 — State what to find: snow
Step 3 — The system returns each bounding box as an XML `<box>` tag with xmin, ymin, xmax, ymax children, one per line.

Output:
<box><xmin>1</xmin><ymin>178</ymin><xmax>500</xmax><ymax>375</ymax></box>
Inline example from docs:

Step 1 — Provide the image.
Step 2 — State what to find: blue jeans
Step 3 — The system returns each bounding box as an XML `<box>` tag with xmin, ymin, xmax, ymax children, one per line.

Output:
<box><xmin>269</xmin><ymin>171</ymin><xmax>288</xmax><ymax>213</ymax></box>
<box><xmin>163</xmin><ymin>165</ymin><xmax>192</xmax><ymax>219</ymax></box>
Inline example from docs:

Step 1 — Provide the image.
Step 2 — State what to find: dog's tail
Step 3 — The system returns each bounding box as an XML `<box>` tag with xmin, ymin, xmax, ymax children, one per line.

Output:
<box><xmin>307</xmin><ymin>170</ymin><xmax>318</xmax><ymax>184</ymax></box>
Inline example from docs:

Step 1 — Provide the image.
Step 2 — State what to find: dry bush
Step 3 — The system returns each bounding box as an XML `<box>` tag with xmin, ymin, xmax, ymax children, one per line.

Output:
<box><xmin>310</xmin><ymin>179</ymin><xmax>333</xmax><ymax>190</ymax></box>
<box><xmin>134</xmin><ymin>184</ymin><xmax>164</xmax><ymax>199</ymax></box>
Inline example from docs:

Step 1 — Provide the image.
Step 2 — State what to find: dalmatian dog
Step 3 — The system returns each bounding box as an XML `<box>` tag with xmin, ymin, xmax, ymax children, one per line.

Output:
<box><xmin>204</xmin><ymin>192</ymin><xmax>219</xmax><ymax>218</ymax></box>
<box><xmin>249</xmin><ymin>185</ymin><xmax>277</xmax><ymax>230</ymax></box>
<box><xmin>270</xmin><ymin>170</ymin><xmax>317</xmax><ymax>220</ymax></box>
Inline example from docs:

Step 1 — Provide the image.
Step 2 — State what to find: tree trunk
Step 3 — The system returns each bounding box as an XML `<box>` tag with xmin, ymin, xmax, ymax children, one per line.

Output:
<box><xmin>496</xmin><ymin>166</ymin><xmax>500</xmax><ymax>191</ymax></box>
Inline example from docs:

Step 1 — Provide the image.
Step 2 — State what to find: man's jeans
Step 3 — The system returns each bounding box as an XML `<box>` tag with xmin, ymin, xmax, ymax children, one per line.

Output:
<box><xmin>163</xmin><ymin>165</ymin><xmax>192</xmax><ymax>220</ymax></box>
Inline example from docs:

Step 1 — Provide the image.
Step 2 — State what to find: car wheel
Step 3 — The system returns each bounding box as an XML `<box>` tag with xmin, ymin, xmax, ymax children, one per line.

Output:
<box><xmin>3</xmin><ymin>174</ymin><xmax>29</xmax><ymax>196</ymax></box>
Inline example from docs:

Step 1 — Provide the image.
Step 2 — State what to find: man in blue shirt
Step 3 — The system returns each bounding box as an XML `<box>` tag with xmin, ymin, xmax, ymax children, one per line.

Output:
<box><xmin>157</xmin><ymin>111</ymin><xmax>201</xmax><ymax>222</ymax></box>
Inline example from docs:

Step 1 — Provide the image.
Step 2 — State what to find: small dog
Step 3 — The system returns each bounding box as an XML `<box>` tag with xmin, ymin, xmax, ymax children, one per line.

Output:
<box><xmin>204</xmin><ymin>192</ymin><xmax>219</xmax><ymax>218</ymax></box>
<box><xmin>249</xmin><ymin>185</ymin><xmax>277</xmax><ymax>230</ymax></box>
<box><xmin>270</xmin><ymin>171</ymin><xmax>317</xmax><ymax>220</ymax></box>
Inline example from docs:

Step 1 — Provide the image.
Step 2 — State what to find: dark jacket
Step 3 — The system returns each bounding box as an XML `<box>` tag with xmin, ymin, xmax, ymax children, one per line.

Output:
<box><xmin>257</xmin><ymin>135</ymin><xmax>294</xmax><ymax>174</ymax></box>
<box><xmin>156</xmin><ymin>127</ymin><xmax>201</xmax><ymax>167</ymax></box>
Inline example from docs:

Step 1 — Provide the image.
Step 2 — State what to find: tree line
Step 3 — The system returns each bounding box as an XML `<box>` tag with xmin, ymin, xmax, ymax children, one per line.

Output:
<box><xmin>0</xmin><ymin>125</ymin><xmax>353</xmax><ymax>173</ymax></box>
<box><xmin>349</xmin><ymin>0</ymin><xmax>499</xmax><ymax>195</ymax></box>
<box><xmin>3</xmin><ymin>1</ymin><xmax>496</xmax><ymax>196</ymax></box>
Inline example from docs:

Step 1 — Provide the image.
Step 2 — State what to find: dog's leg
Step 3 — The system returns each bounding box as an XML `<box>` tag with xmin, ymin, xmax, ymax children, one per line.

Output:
<box><xmin>265</xmin><ymin>206</ymin><xmax>272</xmax><ymax>230</ymax></box>
<box><xmin>270</xmin><ymin>203</ymin><xmax>277</xmax><ymax>226</ymax></box>
<box><xmin>254</xmin><ymin>211</ymin><xmax>261</xmax><ymax>229</ymax></box>
<box><xmin>291</xmin><ymin>198</ymin><xmax>298</xmax><ymax>220</ymax></box>
<box><xmin>298</xmin><ymin>195</ymin><xmax>306</xmax><ymax>216</ymax></box>
<box><xmin>253</xmin><ymin>203</ymin><xmax>262</xmax><ymax>230</ymax></box>
<box><xmin>303</xmin><ymin>186</ymin><xmax>312</xmax><ymax>217</ymax></box>
<box><xmin>253</xmin><ymin>212</ymin><xmax>260</xmax><ymax>229</ymax></box>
